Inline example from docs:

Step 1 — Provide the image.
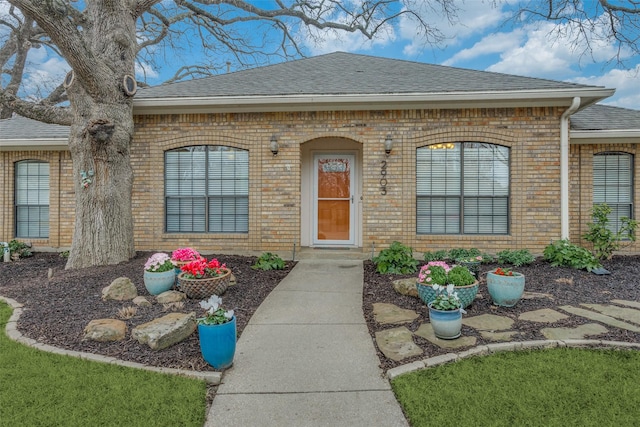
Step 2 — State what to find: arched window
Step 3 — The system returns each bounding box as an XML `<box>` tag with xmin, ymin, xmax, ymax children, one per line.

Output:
<box><xmin>416</xmin><ymin>142</ymin><xmax>509</xmax><ymax>234</ymax></box>
<box><xmin>165</xmin><ymin>146</ymin><xmax>249</xmax><ymax>233</ymax></box>
<box><xmin>15</xmin><ymin>160</ymin><xmax>50</xmax><ymax>238</ymax></box>
<box><xmin>593</xmin><ymin>152</ymin><xmax>633</xmax><ymax>233</ymax></box>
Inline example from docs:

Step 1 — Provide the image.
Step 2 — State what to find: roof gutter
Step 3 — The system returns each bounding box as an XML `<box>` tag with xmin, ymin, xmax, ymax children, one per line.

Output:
<box><xmin>571</xmin><ymin>129</ymin><xmax>640</xmax><ymax>144</ymax></box>
<box><xmin>0</xmin><ymin>138</ymin><xmax>69</xmax><ymax>151</ymax></box>
<box><xmin>561</xmin><ymin>97</ymin><xmax>581</xmax><ymax>240</ymax></box>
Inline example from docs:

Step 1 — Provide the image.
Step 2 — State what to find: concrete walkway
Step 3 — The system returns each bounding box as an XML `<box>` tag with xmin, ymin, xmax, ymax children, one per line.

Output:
<box><xmin>205</xmin><ymin>259</ymin><xmax>408</xmax><ymax>427</ymax></box>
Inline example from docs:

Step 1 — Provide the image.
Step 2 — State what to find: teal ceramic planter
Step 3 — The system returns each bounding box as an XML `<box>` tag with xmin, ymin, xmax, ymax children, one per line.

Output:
<box><xmin>486</xmin><ymin>271</ymin><xmax>525</xmax><ymax>307</ymax></box>
<box><xmin>198</xmin><ymin>317</ymin><xmax>236</xmax><ymax>369</ymax></box>
<box><xmin>428</xmin><ymin>303</ymin><xmax>463</xmax><ymax>339</ymax></box>
<box><xmin>143</xmin><ymin>269</ymin><xmax>175</xmax><ymax>295</ymax></box>
<box><xmin>417</xmin><ymin>281</ymin><xmax>479</xmax><ymax>309</ymax></box>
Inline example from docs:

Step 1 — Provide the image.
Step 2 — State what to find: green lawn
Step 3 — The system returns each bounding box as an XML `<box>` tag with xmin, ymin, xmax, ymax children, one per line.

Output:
<box><xmin>0</xmin><ymin>302</ymin><xmax>207</xmax><ymax>427</ymax></box>
<box><xmin>392</xmin><ymin>347</ymin><xmax>640</xmax><ymax>427</ymax></box>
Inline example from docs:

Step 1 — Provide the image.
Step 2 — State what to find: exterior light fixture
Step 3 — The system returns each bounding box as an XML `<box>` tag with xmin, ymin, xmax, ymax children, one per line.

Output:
<box><xmin>270</xmin><ymin>136</ymin><xmax>279</xmax><ymax>156</ymax></box>
<box><xmin>384</xmin><ymin>135</ymin><xmax>393</xmax><ymax>156</ymax></box>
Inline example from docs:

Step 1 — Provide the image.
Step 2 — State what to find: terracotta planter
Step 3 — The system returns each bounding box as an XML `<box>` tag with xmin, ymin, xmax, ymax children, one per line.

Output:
<box><xmin>177</xmin><ymin>269</ymin><xmax>231</xmax><ymax>299</ymax></box>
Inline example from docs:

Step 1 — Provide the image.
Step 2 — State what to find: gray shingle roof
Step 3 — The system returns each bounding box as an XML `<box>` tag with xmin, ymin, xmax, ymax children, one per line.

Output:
<box><xmin>571</xmin><ymin>104</ymin><xmax>640</xmax><ymax>130</ymax></box>
<box><xmin>137</xmin><ymin>51</ymin><xmax>597</xmax><ymax>99</ymax></box>
<box><xmin>0</xmin><ymin>115</ymin><xmax>69</xmax><ymax>139</ymax></box>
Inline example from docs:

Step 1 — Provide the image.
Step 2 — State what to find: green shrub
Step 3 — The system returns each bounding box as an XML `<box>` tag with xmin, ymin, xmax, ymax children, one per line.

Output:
<box><xmin>447</xmin><ymin>248</ymin><xmax>481</xmax><ymax>261</ymax></box>
<box><xmin>543</xmin><ymin>239</ymin><xmax>601</xmax><ymax>272</ymax></box>
<box><xmin>423</xmin><ymin>250</ymin><xmax>448</xmax><ymax>262</ymax></box>
<box><xmin>252</xmin><ymin>252</ymin><xmax>285</xmax><ymax>270</ymax></box>
<box><xmin>59</xmin><ymin>250</ymin><xmax>70</xmax><ymax>258</ymax></box>
<box><xmin>373</xmin><ymin>241</ymin><xmax>419</xmax><ymax>274</ymax></box>
<box><xmin>583</xmin><ymin>203</ymin><xmax>637</xmax><ymax>260</ymax></box>
<box><xmin>496</xmin><ymin>249</ymin><xmax>535</xmax><ymax>267</ymax></box>
<box><xmin>446</xmin><ymin>265</ymin><xmax>476</xmax><ymax>286</ymax></box>
<box><xmin>8</xmin><ymin>240</ymin><xmax>32</xmax><ymax>259</ymax></box>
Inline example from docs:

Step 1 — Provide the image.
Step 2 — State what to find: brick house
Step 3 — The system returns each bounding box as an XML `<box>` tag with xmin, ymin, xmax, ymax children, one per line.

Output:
<box><xmin>2</xmin><ymin>52</ymin><xmax>640</xmax><ymax>256</ymax></box>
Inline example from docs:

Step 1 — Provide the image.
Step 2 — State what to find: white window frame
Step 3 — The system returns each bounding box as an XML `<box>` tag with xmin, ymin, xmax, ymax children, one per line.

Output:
<box><xmin>593</xmin><ymin>152</ymin><xmax>634</xmax><ymax>235</ymax></box>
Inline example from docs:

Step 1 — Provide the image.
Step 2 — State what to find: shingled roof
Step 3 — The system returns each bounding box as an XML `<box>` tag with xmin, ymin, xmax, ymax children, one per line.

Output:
<box><xmin>137</xmin><ymin>51</ymin><xmax>597</xmax><ymax>99</ymax></box>
<box><xmin>0</xmin><ymin>115</ymin><xmax>69</xmax><ymax>140</ymax></box>
<box><xmin>571</xmin><ymin>104</ymin><xmax>640</xmax><ymax>131</ymax></box>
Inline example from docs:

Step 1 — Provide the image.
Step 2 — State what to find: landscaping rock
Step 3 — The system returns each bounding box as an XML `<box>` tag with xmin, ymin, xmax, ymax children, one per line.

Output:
<box><xmin>581</xmin><ymin>303</ymin><xmax>640</xmax><ymax>325</ymax></box>
<box><xmin>132</xmin><ymin>312</ymin><xmax>197</xmax><ymax>350</ymax></box>
<box><xmin>480</xmin><ymin>331</ymin><xmax>519</xmax><ymax>342</ymax></box>
<box><xmin>392</xmin><ymin>278</ymin><xmax>418</xmax><ymax>298</ymax></box>
<box><xmin>102</xmin><ymin>277</ymin><xmax>137</xmax><ymax>301</ymax></box>
<box><xmin>133</xmin><ymin>296</ymin><xmax>152</xmax><ymax>307</ymax></box>
<box><xmin>372</xmin><ymin>303</ymin><xmax>419</xmax><ymax>325</ymax></box>
<box><xmin>156</xmin><ymin>290</ymin><xmax>186</xmax><ymax>303</ymax></box>
<box><xmin>374</xmin><ymin>327</ymin><xmax>423</xmax><ymax>361</ymax></box>
<box><xmin>83</xmin><ymin>319</ymin><xmax>127</xmax><ymax>342</ymax></box>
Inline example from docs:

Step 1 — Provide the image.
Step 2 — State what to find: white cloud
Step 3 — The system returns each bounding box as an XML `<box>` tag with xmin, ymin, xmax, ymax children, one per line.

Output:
<box><xmin>571</xmin><ymin>65</ymin><xmax>640</xmax><ymax>109</ymax></box>
<box><xmin>135</xmin><ymin>61</ymin><xmax>159</xmax><ymax>80</ymax></box>
<box><xmin>21</xmin><ymin>47</ymin><xmax>70</xmax><ymax>100</ymax></box>
<box><xmin>442</xmin><ymin>30</ymin><xmax>524</xmax><ymax>66</ymax></box>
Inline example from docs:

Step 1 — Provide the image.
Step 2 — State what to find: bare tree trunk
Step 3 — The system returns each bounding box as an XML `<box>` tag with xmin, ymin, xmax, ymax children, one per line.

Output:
<box><xmin>65</xmin><ymin>104</ymin><xmax>136</xmax><ymax>269</ymax></box>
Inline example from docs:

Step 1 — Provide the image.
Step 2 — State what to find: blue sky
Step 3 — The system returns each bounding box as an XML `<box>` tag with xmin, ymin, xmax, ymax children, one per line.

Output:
<box><xmin>5</xmin><ymin>1</ymin><xmax>640</xmax><ymax>110</ymax></box>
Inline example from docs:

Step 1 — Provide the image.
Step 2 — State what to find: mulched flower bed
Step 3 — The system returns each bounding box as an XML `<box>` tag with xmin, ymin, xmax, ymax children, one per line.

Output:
<box><xmin>0</xmin><ymin>252</ymin><xmax>294</xmax><ymax>372</ymax></box>
<box><xmin>363</xmin><ymin>257</ymin><xmax>640</xmax><ymax>372</ymax></box>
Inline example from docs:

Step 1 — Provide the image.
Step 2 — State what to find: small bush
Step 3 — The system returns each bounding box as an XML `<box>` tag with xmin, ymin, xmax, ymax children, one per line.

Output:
<box><xmin>423</xmin><ymin>250</ymin><xmax>448</xmax><ymax>262</ymax></box>
<box><xmin>373</xmin><ymin>241</ymin><xmax>419</xmax><ymax>274</ymax></box>
<box><xmin>447</xmin><ymin>248</ymin><xmax>481</xmax><ymax>261</ymax></box>
<box><xmin>583</xmin><ymin>203</ymin><xmax>637</xmax><ymax>260</ymax></box>
<box><xmin>543</xmin><ymin>239</ymin><xmax>601</xmax><ymax>272</ymax></box>
<box><xmin>59</xmin><ymin>250</ymin><xmax>70</xmax><ymax>259</ymax></box>
<box><xmin>447</xmin><ymin>265</ymin><xmax>477</xmax><ymax>286</ymax></box>
<box><xmin>496</xmin><ymin>249</ymin><xmax>535</xmax><ymax>267</ymax></box>
<box><xmin>252</xmin><ymin>252</ymin><xmax>285</xmax><ymax>270</ymax></box>
<box><xmin>8</xmin><ymin>240</ymin><xmax>32</xmax><ymax>259</ymax></box>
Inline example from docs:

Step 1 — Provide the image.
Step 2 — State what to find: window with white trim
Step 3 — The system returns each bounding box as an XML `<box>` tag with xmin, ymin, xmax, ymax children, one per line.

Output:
<box><xmin>417</xmin><ymin>142</ymin><xmax>509</xmax><ymax>234</ymax></box>
<box><xmin>593</xmin><ymin>152</ymin><xmax>633</xmax><ymax>233</ymax></box>
<box><xmin>165</xmin><ymin>146</ymin><xmax>249</xmax><ymax>233</ymax></box>
<box><xmin>15</xmin><ymin>160</ymin><xmax>50</xmax><ymax>238</ymax></box>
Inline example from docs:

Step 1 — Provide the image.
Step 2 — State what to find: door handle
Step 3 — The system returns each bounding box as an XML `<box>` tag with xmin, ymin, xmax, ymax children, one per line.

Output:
<box><xmin>351</xmin><ymin>195</ymin><xmax>354</xmax><ymax>204</ymax></box>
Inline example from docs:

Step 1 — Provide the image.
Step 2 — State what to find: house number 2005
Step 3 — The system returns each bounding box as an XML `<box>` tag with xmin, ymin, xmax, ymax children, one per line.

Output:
<box><xmin>380</xmin><ymin>160</ymin><xmax>388</xmax><ymax>195</ymax></box>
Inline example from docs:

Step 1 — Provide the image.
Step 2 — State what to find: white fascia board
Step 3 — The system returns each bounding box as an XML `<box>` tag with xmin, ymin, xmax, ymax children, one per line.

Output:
<box><xmin>133</xmin><ymin>88</ymin><xmax>615</xmax><ymax>115</ymax></box>
<box><xmin>0</xmin><ymin>138</ymin><xmax>69</xmax><ymax>151</ymax></box>
<box><xmin>571</xmin><ymin>129</ymin><xmax>640</xmax><ymax>144</ymax></box>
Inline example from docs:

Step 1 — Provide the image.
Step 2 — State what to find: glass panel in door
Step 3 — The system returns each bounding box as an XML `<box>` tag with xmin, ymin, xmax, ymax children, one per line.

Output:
<box><xmin>315</xmin><ymin>155</ymin><xmax>354</xmax><ymax>244</ymax></box>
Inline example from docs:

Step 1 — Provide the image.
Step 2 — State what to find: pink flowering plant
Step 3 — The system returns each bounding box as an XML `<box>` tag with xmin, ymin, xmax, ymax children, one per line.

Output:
<box><xmin>144</xmin><ymin>253</ymin><xmax>175</xmax><ymax>273</ymax></box>
<box><xmin>198</xmin><ymin>295</ymin><xmax>234</xmax><ymax>325</ymax></box>
<box><xmin>417</xmin><ymin>261</ymin><xmax>451</xmax><ymax>286</ymax></box>
<box><xmin>171</xmin><ymin>247</ymin><xmax>201</xmax><ymax>262</ymax></box>
<box><xmin>180</xmin><ymin>257</ymin><xmax>228</xmax><ymax>279</ymax></box>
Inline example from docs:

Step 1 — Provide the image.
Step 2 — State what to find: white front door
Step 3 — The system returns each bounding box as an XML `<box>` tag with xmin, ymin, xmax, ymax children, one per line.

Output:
<box><xmin>313</xmin><ymin>154</ymin><xmax>355</xmax><ymax>245</ymax></box>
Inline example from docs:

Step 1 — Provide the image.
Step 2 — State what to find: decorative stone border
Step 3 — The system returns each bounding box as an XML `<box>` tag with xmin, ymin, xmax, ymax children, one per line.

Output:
<box><xmin>386</xmin><ymin>339</ymin><xmax>640</xmax><ymax>380</ymax></box>
<box><xmin>0</xmin><ymin>295</ymin><xmax>222</xmax><ymax>385</ymax></box>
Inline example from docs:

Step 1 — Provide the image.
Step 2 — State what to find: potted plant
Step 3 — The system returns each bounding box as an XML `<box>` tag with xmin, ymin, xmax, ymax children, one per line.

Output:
<box><xmin>416</xmin><ymin>262</ymin><xmax>479</xmax><ymax>308</ymax></box>
<box><xmin>171</xmin><ymin>247</ymin><xmax>201</xmax><ymax>275</ymax></box>
<box><xmin>428</xmin><ymin>284</ymin><xmax>466</xmax><ymax>339</ymax></box>
<box><xmin>197</xmin><ymin>295</ymin><xmax>236</xmax><ymax>369</ymax></box>
<box><xmin>456</xmin><ymin>255</ymin><xmax>484</xmax><ymax>277</ymax></box>
<box><xmin>177</xmin><ymin>257</ymin><xmax>232</xmax><ymax>299</ymax></box>
<box><xmin>486</xmin><ymin>267</ymin><xmax>525</xmax><ymax>307</ymax></box>
<box><xmin>143</xmin><ymin>253</ymin><xmax>176</xmax><ymax>295</ymax></box>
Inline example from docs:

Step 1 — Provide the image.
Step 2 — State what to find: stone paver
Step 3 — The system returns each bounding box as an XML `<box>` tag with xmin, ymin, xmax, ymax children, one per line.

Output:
<box><xmin>612</xmin><ymin>299</ymin><xmax>640</xmax><ymax>309</ymax></box>
<box><xmin>480</xmin><ymin>331</ymin><xmax>519</xmax><ymax>342</ymax></box>
<box><xmin>541</xmin><ymin>323</ymin><xmax>608</xmax><ymax>340</ymax></box>
<box><xmin>462</xmin><ymin>314</ymin><xmax>514</xmax><ymax>331</ymax></box>
<box><xmin>518</xmin><ymin>308</ymin><xmax>568</xmax><ymax>323</ymax></box>
<box><xmin>374</xmin><ymin>327</ymin><xmax>423</xmax><ymax>361</ymax></box>
<box><xmin>522</xmin><ymin>291</ymin><xmax>555</xmax><ymax>300</ymax></box>
<box><xmin>414</xmin><ymin>323</ymin><xmax>477</xmax><ymax>348</ymax></box>
<box><xmin>372</xmin><ymin>303</ymin><xmax>419</xmax><ymax>325</ymax></box>
<box><xmin>559</xmin><ymin>305</ymin><xmax>640</xmax><ymax>332</ymax></box>
<box><xmin>581</xmin><ymin>304</ymin><xmax>640</xmax><ymax>325</ymax></box>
